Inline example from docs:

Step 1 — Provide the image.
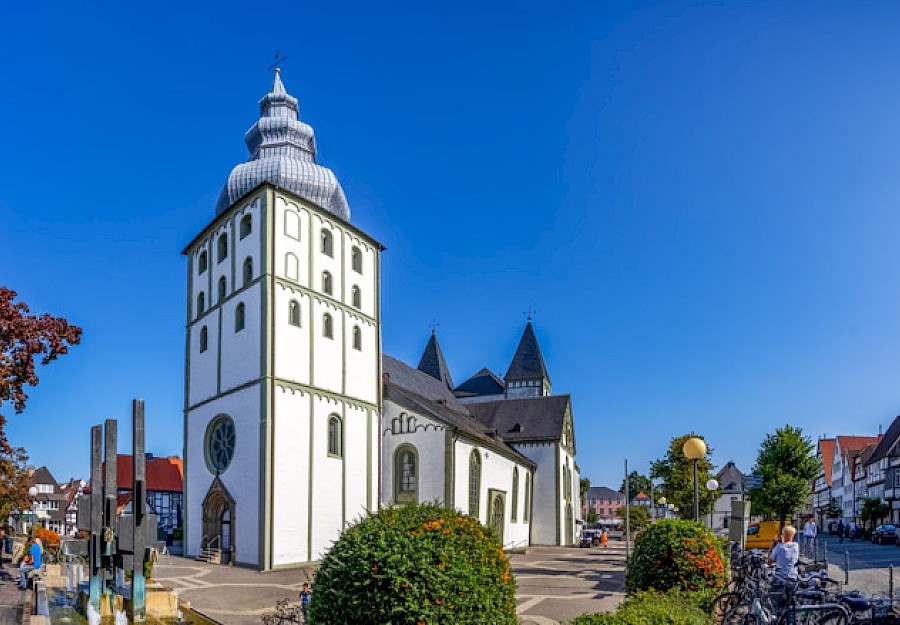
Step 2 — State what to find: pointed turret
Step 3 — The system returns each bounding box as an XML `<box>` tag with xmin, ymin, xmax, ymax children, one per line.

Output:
<box><xmin>417</xmin><ymin>330</ymin><xmax>454</xmax><ymax>391</ymax></box>
<box><xmin>504</xmin><ymin>321</ymin><xmax>550</xmax><ymax>398</ymax></box>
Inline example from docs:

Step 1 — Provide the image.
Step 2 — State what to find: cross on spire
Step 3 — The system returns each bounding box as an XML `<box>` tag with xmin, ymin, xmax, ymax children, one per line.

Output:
<box><xmin>429</xmin><ymin>319</ymin><xmax>440</xmax><ymax>335</ymax></box>
<box><xmin>268</xmin><ymin>51</ymin><xmax>289</xmax><ymax>72</ymax></box>
<box><xmin>523</xmin><ymin>308</ymin><xmax>537</xmax><ymax>322</ymax></box>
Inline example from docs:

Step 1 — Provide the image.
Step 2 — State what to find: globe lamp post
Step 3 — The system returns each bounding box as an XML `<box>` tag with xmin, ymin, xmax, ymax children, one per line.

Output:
<box><xmin>706</xmin><ymin>479</ymin><xmax>719</xmax><ymax>529</ymax></box>
<box><xmin>27</xmin><ymin>486</ymin><xmax>38</xmax><ymax>537</ymax></box>
<box><xmin>658</xmin><ymin>496</ymin><xmax>667</xmax><ymax>519</ymax></box>
<box><xmin>683</xmin><ymin>437</ymin><xmax>707</xmax><ymax>522</ymax></box>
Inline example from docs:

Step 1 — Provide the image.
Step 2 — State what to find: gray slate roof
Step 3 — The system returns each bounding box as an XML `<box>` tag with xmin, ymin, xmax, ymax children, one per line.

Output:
<box><xmin>505</xmin><ymin>321</ymin><xmax>550</xmax><ymax>383</ymax></box>
<box><xmin>383</xmin><ymin>356</ymin><xmax>534</xmax><ymax>468</ymax></box>
<box><xmin>417</xmin><ymin>332</ymin><xmax>454</xmax><ymax>391</ymax></box>
<box><xmin>466</xmin><ymin>394</ymin><xmax>570</xmax><ymax>442</ymax></box>
<box><xmin>454</xmin><ymin>368</ymin><xmax>505</xmax><ymax>397</ymax></box>
<box><xmin>585</xmin><ymin>486</ymin><xmax>625</xmax><ymax>501</ymax></box>
<box><xmin>866</xmin><ymin>415</ymin><xmax>900</xmax><ymax>464</ymax></box>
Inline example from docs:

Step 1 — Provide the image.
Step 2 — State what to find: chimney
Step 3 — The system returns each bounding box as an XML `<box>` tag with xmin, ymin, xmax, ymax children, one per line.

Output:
<box><xmin>145</xmin><ymin>452</ymin><xmax>154</xmax><ymax>462</ymax></box>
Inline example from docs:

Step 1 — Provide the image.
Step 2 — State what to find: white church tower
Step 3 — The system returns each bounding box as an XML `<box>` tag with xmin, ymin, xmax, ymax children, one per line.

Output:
<box><xmin>182</xmin><ymin>71</ymin><xmax>382</xmax><ymax>569</ymax></box>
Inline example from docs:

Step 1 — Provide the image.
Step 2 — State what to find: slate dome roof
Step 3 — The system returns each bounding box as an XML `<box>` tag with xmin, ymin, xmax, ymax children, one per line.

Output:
<box><xmin>215</xmin><ymin>71</ymin><xmax>350</xmax><ymax>221</ymax></box>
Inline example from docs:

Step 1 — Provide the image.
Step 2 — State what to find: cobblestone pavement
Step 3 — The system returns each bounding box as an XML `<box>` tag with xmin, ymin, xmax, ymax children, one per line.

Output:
<box><xmin>0</xmin><ymin>557</ymin><xmax>26</xmax><ymax>625</ymax></box>
<box><xmin>152</xmin><ymin>543</ymin><xmax>626</xmax><ymax>625</ymax></box>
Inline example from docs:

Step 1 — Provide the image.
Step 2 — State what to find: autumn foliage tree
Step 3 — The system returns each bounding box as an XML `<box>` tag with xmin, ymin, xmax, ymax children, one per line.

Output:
<box><xmin>0</xmin><ymin>287</ymin><xmax>81</xmax><ymax>519</ymax></box>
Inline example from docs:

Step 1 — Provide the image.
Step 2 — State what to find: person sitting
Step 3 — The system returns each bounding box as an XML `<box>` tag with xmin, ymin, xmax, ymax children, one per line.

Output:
<box><xmin>18</xmin><ymin>537</ymin><xmax>43</xmax><ymax>589</ymax></box>
<box><xmin>768</xmin><ymin>525</ymin><xmax>799</xmax><ymax>580</ymax></box>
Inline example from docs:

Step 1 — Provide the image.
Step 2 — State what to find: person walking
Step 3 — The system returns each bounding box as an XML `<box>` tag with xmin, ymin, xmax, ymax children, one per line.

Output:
<box><xmin>849</xmin><ymin>520</ymin><xmax>857</xmax><ymax>542</ymax></box>
<box><xmin>802</xmin><ymin>518</ymin><xmax>817</xmax><ymax>558</ymax></box>
<box><xmin>837</xmin><ymin>520</ymin><xmax>844</xmax><ymax>544</ymax></box>
<box><xmin>600</xmin><ymin>528</ymin><xmax>608</xmax><ymax>548</ymax></box>
<box><xmin>299</xmin><ymin>582</ymin><xmax>311</xmax><ymax>622</ymax></box>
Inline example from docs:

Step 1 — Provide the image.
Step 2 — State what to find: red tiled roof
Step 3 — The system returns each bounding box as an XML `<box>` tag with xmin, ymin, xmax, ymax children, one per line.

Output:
<box><xmin>102</xmin><ymin>455</ymin><xmax>183</xmax><ymax>493</ymax></box>
<box><xmin>837</xmin><ymin>435</ymin><xmax>882</xmax><ymax>456</ymax></box>
<box><xmin>818</xmin><ymin>439</ymin><xmax>835</xmax><ymax>487</ymax></box>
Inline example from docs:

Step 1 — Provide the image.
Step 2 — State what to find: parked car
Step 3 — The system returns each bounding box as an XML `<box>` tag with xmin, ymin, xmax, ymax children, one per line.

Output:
<box><xmin>580</xmin><ymin>530</ymin><xmax>600</xmax><ymax>548</ymax></box>
<box><xmin>746</xmin><ymin>521</ymin><xmax>782</xmax><ymax>550</ymax></box>
<box><xmin>871</xmin><ymin>524</ymin><xmax>896</xmax><ymax>544</ymax></box>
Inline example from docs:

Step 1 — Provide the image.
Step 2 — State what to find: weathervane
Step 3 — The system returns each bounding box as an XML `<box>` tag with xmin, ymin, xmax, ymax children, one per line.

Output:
<box><xmin>268</xmin><ymin>51</ymin><xmax>289</xmax><ymax>72</ymax></box>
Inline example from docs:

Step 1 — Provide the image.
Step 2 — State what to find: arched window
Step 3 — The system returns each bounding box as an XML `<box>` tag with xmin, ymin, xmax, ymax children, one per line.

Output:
<box><xmin>327</xmin><ymin>415</ymin><xmax>342</xmax><ymax>457</ymax></box>
<box><xmin>524</xmin><ymin>473</ymin><xmax>531</xmax><ymax>522</ymax></box>
<box><xmin>321</xmin><ymin>229</ymin><xmax>333</xmax><ymax>257</ymax></box>
<box><xmin>197</xmin><ymin>292</ymin><xmax>205</xmax><ymax>315</ymax></box>
<box><xmin>243</xmin><ymin>257</ymin><xmax>253</xmax><ymax>287</ymax></box>
<box><xmin>352</xmin><ymin>325</ymin><xmax>361</xmax><ymax>351</ymax></box>
<box><xmin>323</xmin><ymin>313</ymin><xmax>333</xmax><ymax>339</ymax></box>
<box><xmin>351</xmin><ymin>246</ymin><xmax>362</xmax><ymax>273</ymax></box>
<box><xmin>198</xmin><ymin>251</ymin><xmax>208</xmax><ymax>274</ymax></box>
<box><xmin>284</xmin><ymin>209</ymin><xmax>301</xmax><ymax>240</ymax></box>
<box><xmin>235</xmin><ymin>302</ymin><xmax>245</xmax><ymax>332</ymax></box>
<box><xmin>351</xmin><ymin>285</ymin><xmax>361</xmax><ymax>309</ymax></box>
<box><xmin>218</xmin><ymin>277</ymin><xmax>227</xmax><ymax>303</ymax></box>
<box><xmin>288</xmin><ymin>300</ymin><xmax>301</xmax><ymax>327</ymax></box>
<box><xmin>217</xmin><ymin>234</ymin><xmax>228</xmax><ymax>263</ymax></box>
<box><xmin>511</xmin><ymin>468</ymin><xmax>519</xmax><ymax>523</ymax></box>
<box><xmin>199</xmin><ymin>326</ymin><xmax>208</xmax><ymax>353</ymax></box>
<box><xmin>322</xmin><ymin>271</ymin><xmax>333</xmax><ymax>295</ymax></box>
<box><xmin>394</xmin><ymin>445</ymin><xmax>418</xmax><ymax>504</ymax></box>
<box><xmin>240</xmin><ymin>214</ymin><xmax>252</xmax><ymax>239</ymax></box>
<box><xmin>469</xmin><ymin>450</ymin><xmax>481</xmax><ymax>517</ymax></box>
<box><xmin>285</xmin><ymin>253</ymin><xmax>299</xmax><ymax>281</ymax></box>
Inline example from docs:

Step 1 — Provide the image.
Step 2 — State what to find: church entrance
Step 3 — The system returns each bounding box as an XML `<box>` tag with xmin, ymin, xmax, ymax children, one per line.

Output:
<box><xmin>488</xmin><ymin>490</ymin><xmax>506</xmax><ymax>546</ymax></box>
<box><xmin>201</xmin><ymin>476</ymin><xmax>235</xmax><ymax>564</ymax></box>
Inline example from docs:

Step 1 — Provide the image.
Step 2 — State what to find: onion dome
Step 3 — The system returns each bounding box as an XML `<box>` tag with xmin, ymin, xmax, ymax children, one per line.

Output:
<box><xmin>215</xmin><ymin>70</ymin><xmax>350</xmax><ymax>220</ymax></box>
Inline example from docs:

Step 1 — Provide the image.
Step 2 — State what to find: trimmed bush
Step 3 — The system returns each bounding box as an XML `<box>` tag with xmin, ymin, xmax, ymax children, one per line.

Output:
<box><xmin>569</xmin><ymin>591</ymin><xmax>712</xmax><ymax>625</ymax></box>
<box><xmin>625</xmin><ymin>519</ymin><xmax>727</xmax><ymax>594</ymax></box>
<box><xmin>309</xmin><ymin>503</ymin><xmax>516</xmax><ymax>625</ymax></box>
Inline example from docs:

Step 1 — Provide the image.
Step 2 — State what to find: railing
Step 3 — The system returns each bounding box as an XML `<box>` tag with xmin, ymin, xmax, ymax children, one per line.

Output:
<box><xmin>503</xmin><ymin>539</ymin><xmax>527</xmax><ymax>551</ymax></box>
<box><xmin>200</xmin><ymin>535</ymin><xmax>221</xmax><ymax>551</ymax></box>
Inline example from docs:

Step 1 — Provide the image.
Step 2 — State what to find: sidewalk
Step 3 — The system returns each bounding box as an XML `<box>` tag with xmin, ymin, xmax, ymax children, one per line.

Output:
<box><xmin>0</xmin><ymin>556</ymin><xmax>26</xmax><ymax>625</ymax></box>
<box><xmin>152</xmin><ymin>543</ymin><xmax>626</xmax><ymax>625</ymax></box>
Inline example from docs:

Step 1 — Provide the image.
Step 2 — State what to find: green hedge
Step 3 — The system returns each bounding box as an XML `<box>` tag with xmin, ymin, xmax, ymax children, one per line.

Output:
<box><xmin>626</xmin><ymin>520</ymin><xmax>727</xmax><ymax>594</ymax></box>
<box><xmin>309</xmin><ymin>504</ymin><xmax>516</xmax><ymax>625</ymax></box>
<box><xmin>569</xmin><ymin>591</ymin><xmax>713</xmax><ymax>625</ymax></box>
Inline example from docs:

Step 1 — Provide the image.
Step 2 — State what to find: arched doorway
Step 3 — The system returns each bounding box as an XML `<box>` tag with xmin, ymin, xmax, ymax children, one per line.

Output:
<box><xmin>201</xmin><ymin>476</ymin><xmax>235</xmax><ymax>564</ymax></box>
<box><xmin>489</xmin><ymin>490</ymin><xmax>506</xmax><ymax>546</ymax></box>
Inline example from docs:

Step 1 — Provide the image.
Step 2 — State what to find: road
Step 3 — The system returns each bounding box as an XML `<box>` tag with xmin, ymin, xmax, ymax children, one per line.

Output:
<box><xmin>810</xmin><ymin>533</ymin><xmax>900</xmax><ymax>597</ymax></box>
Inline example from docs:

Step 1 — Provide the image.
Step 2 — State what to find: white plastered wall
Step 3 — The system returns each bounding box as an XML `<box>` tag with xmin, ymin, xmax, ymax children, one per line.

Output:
<box><xmin>185</xmin><ymin>384</ymin><xmax>261</xmax><ymax>565</ymax></box>
<box><xmin>381</xmin><ymin>401</ymin><xmax>446</xmax><ymax>505</ymax></box>
<box><xmin>514</xmin><ymin>442</ymin><xmax>558</xmax><ymax>545</ymax></box>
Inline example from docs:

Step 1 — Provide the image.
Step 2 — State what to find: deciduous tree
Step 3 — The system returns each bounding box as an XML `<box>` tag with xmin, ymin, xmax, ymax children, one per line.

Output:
<box><xmin>860</xmin><ymin>498</ymin><xmax>890</xmax><ymax>530</ymax></box>
<box><xmin>620</xmin><ymin>471</ymin><xmax>653</xmax><ymax>499</ymax></box>
<box><xmin>0</xmin><ymin>287</ymin><xmax>81</xmax><ymax>518</ymax></box>
<box><xmin>650</xmin><ymin>434</ymin><xmax>717</xmax><ymax>519</ymax></box>
<box><xmin>749</xmin><ymin>425</ymin><xmax>817</xmax><ymax>526</ymax></box>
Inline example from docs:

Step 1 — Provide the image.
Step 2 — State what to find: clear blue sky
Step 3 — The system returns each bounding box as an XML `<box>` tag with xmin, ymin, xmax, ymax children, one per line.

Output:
<box><xmin>3</xmin><ymin>1</ymin><xmax>900</xmax><ymax>491</ymax></box>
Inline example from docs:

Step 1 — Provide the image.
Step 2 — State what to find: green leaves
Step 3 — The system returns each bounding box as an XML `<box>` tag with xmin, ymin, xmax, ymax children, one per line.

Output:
<box><xmin>309</xmin><ymin>504</ymin><xmax>517</xmax><ymax>625</ymax></box>
<box><xmin>750</xmin><ymin>425</ymin><xmax>816</xmax><ymax>522</ymax></box>
<box><xmin>650</xmin><ymin>434</ymin><xmax>718</xmax><ymax>518</ymax></box>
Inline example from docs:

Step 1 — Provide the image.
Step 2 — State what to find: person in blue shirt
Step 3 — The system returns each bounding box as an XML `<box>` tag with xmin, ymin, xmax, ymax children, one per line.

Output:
<box><xmin>299</xmin><ymin>582</ymin><xmax>311</xmax><ymax>621</ymax></box>
<box><xmin>18</xmin><ymin>537</ymin><xmax>43</xmax><ymax>589</ymax></box>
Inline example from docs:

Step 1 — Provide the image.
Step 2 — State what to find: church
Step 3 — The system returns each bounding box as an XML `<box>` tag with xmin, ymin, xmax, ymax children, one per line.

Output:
<box><xmin>182</xmin><ymin>72</ymin><xmax>579</xmax><ymax>569</ymax></box>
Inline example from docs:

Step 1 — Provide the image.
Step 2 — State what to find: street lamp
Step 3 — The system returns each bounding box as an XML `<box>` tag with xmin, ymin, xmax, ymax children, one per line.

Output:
<box><xmin>683</xmin><ymin>437</ymin><xmax>707</xmax><ymax>522</ymax></box>
<box><xmin>706</xmin><ymin>479</ymin><xmax>719</xmax><ymax>529</ymax></box>
<box><xmin>658</xmin><ymin>496</ymin><xmax>667</xmax><ymax>519</ymax></box>
<box><xmin>27</xmin><ymin>486</ymin><xmax>38</xmax><ymax>537</ymax></box>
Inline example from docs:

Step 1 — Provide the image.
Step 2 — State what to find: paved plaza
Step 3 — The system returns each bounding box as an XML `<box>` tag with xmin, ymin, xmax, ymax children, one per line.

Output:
<box><xmin>152</xmin><ymin>543</ymin><xmax>626</xmax><ymax>625</ymax></box>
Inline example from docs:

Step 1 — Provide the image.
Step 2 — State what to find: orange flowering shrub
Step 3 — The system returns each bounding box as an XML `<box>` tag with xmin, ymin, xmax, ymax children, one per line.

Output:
<box><xmin>310</xmin><ymin>504</ymin><xmax>517</xmax><ymax>624</ymax></box>
<box><xmin>35</xmin><ymin>527</ymin><xmax>60</xmax><ymax>546</ymax></box>
<box><xmin>625</xmin><ymin>519</ymin><xmax>727</xmax><ymax>594</ymax></box>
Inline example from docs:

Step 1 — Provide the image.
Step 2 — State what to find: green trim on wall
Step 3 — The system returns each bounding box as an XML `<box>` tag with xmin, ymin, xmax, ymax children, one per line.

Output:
<box><xmin>187</xmin><ymin>275</ymin><xmax>265</xmax><ymax>329</ymax></box>
<box><xmin>341</xmin><ymin>404</ymin><xmax>347</xmax><ymax>526</ymax></box>
<box><xmin>273</xmin><ymin>277</ymin><xmax>376</xmax><ymax>325</ymax></box>
<box><xmin>183</xmin><ymin>250</ymin><xmax>194</xmax><ymax>553</ymax></box>
<box><xmin>444</xmin><ymin>430</ymin><xmax>456</xmax><ymax>508</ymax></box>
<box><xmin>366</xmin><ymin>407</ymin><xmax>373</xmax><ymax>511</ymax></box>
<box><xmin>259</xmin><ymin>187</ymin><xmax>274</xmax><ymax>570</ymax></box>
<box><xmin>555</xmin><ymin>444</ymin><xmax>561</xmax><ymax>545</ymax></box>
<box><xmin>275</xmin><ymin>379</ymin><xmax>377</xmax><ymax>412</ymax></box>
<box><xmin>307</xmin><ymin>392</ymin><xmax>315</xmax><ymax>561</ymax></box>
<box><xmin>186</xmin><ymin>379</ymin><xmax>262</xmax><ymax>412</ymax></box>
